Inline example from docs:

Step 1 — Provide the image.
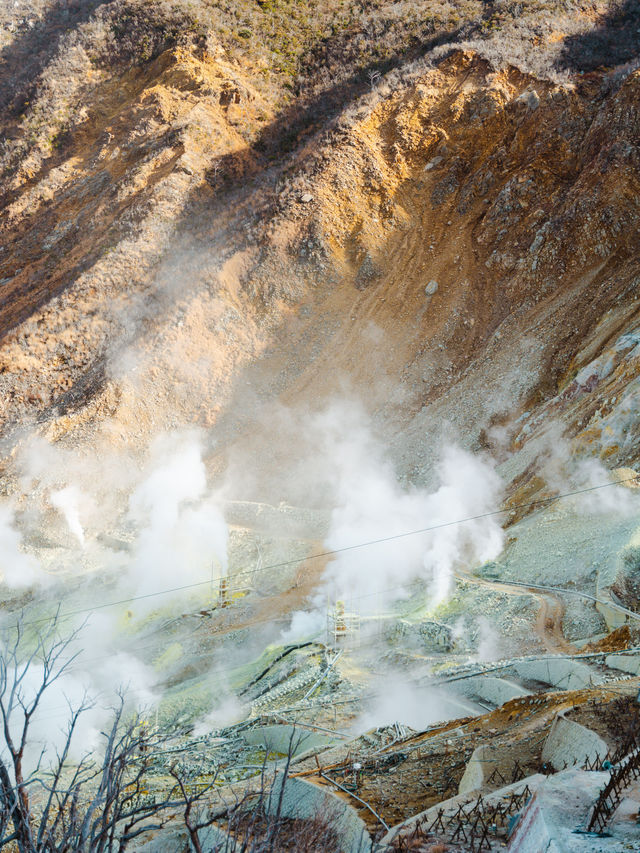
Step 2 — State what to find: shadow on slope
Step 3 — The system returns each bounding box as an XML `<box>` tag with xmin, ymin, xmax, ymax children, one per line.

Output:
<box><xmin>0</xmin><ymin>0</ymin><xmax>106</xmax><ymax>117</ymax></box>
<box><xmin>559</xmin><ymin>0</ymin><xmax>640</xmax><ymax>73</ymax></box>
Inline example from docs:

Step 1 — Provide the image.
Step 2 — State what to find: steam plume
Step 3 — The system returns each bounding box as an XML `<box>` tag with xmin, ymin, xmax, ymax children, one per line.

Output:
<box><xmin>50</xmin><ymin>486</ymin><xmax>86</xmax><ymax>547</ymax></box>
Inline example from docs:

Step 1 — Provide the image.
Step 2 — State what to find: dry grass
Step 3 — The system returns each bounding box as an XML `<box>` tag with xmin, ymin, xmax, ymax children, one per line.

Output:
<box><xmin>1</xmin><ymin>0</ymin><xmax>638</xmax><ymax>203</ymax></box>
<box><xmin>2</xmin><ymin>0</ymin><xmax>638</xmax><ymax>154</ymax></box>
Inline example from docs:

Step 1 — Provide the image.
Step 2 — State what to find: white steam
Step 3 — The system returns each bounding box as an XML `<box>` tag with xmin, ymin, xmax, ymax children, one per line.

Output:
<box><xmin>77</xmin><ymin>611</ymin><xmax>159</xmax><ymax>710</ymax></box>
<box><xmin>1</xmin><ymin>648</ymin><xmax>158</xmax><ymax>771</ymax></box>
<box><xmin>539</xmin><ymin>425</ymin><xmax>638</xmax><ymax>515</ymax></box>
<box><xmin>193</xmin><ymin>695</ymin><xmax>247</xmax><ymax>735</ymax></box>
<box><xmin>354</xmin><ymin>672</ymin><xmax>473</xmax><ymax>733</ymax></box>
<box><xmin>0</xmin><ymin>428</ymin><xmax>232</xmax><ymax>759</ymax></box>
<box><xmin>126</xmin><ymin>434</ymin><xmax>228</xmax><ymax>601</ymax></box>
<box><xmin>0</xmin><ymin>397</ymin><xmax>504</xmax><ymax>749</ymax></box>
<box><xmin>475</xmin><ymin>616</ymin><xmax>502</xmax><ymax>662</ymax></box>
<box><xmin>280</xmin><ymin>609</ymin><xmax>326</xmax><ymax>644</ymax></box>
<box><xmin>315</xmin><ymin>402</ymin><xmax>504</xmax><ymax>609</ymax></box>
<box><xmin>0</xmin><ymin>503</ymin><xmax>44</xmax><ymax>588</ymax></box>
<box><xmin>278</xmin><ymin>400</ymin><xmax>504</xmax><ymax>647</ymax></box>
<box><xmin>2</xmin><ymin>662</ymin><xmax>95</xmax><ymax>772</ymax></box>
<box><xmin>50</xmin><ymin>485</ymin><xmax>85</xmax><ymax>546</ymax></box>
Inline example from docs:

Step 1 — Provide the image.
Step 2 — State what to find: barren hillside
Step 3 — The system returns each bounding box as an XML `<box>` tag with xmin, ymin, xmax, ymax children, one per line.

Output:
<box><xmin>0</xmin><ymin>2</ymin><xmax>639</xmax><ymax>473</ymax></box>
<box><xmin>1</xmin><ymin>2</ymin><xmax>640</xmax><ymax>851</ymax></box>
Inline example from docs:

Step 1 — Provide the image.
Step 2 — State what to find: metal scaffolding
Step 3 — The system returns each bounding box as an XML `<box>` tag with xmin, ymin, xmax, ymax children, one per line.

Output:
<box><xmin>327</xmin><ymin>599</ymin><xmax>361</xmax><ymax>648</ymax></box>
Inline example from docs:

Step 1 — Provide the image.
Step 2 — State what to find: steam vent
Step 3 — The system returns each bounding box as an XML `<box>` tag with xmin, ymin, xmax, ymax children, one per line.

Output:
<box><xmin>1</xmin><ymin>1</ymin><xmax>640</xmax><ymax>851</ymax></box>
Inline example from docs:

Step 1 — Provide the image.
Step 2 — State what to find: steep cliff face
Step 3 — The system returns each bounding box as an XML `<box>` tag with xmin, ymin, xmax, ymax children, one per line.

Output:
<box><xmin>0</xmin><ymin>3</ymin><xmax>639</xmax><ymax>498</ymax></box>
<box><xmin>269</xmin><ymin>52</ymin><xmax>640</xmax><ymax>476</ymax></box>
<box><xmin>1</xmin><ymin>9</ymin><xmax>640</xmax><ymax>838</ymax></box>
<box><xmin>0</xmin><ymin>43</ymin><xmax>270</xmax><ymax>437</ymax></box>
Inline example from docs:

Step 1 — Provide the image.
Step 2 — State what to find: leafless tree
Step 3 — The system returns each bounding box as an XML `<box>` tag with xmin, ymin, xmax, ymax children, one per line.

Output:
<box><xmin>170</xmin><ymin>761</ymin><xmax>224</xmax><ymax>853</ymax></box>
<box><xmin>192</xmin><ymin>728</ymin><xmax>366</xmax><ymax>853</ymax></box>
<box><xmin>0</xmin><ymin>609</ymin><xmax>192</xmax><ymax>853</ymax></box>
<box><xmin>367</xmin><ymin>69</ymin><xmax>381</xmax><ymax>89</ymax></box>
<box><xmin>0</xmin><ymin>609</ymin><xmax>86</xmax><ymax>852</ymax></box>
<box><xmin>0</xmin><ymin>613</ymin><xmax>366</xmax><ymax>852</ymax></box>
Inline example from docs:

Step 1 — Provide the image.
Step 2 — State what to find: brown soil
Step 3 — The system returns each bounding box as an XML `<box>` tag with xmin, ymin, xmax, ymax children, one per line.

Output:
<box><xmin>203</xmin><ymin>550</ymin><xmax>329</xmax><ymax>639</ymax></box>
<box><xmin>2</xmin><ymin>13</ymin><xmax>640</xmax><ymax>847</ymax></box>
<box><xmin>580</xmin><ymin>625</ymin><xmax>634</xmax><ymax>654</ymax></box>
<box><xmin>0</xmin><ymin>47</ymin><xmax>638</xmax><ymax>499</ymax></box>
<box><xmin>455</xmin><ymin>570</ymin><xmax>576</xmax><ymax>653</ymax></box>
<box><xmin>564</xmin><ymin>694</ymin><xmax>640</xmax><ymax>751</ymax></box>
<box><xmin>298</xmin><ymin>682</ymin><xmax>640</xmax><ymax>833</ymax></box>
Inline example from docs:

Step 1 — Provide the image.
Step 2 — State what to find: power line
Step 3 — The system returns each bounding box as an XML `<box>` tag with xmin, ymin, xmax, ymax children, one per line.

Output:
<box><xmin>224</xmin><ymin>473</ymin><xmax>640</xmax><ymax>584</ymax></box>
<box><xmin>0</xmin><ymin>472</ymin><xmax>636</xmax><ymax>720</ymax></box>
<box><xmin>32</xmin><ymin>520</ymin><xmax>640</xmax><ymax>682</ymax></box>
<box><xmin>17</xmin><ymin>550</ymin><xmax>629</xmax><ymax>689</ymax></box>
<box><xmin>9</xmin><ymin>473</ymin><xmax>640</xmax><ymax>631</ymax></box>
<box><xmin>13</xmin><ymin>527</ymin><xmax>640</xmax><ymax>720</ymax></box>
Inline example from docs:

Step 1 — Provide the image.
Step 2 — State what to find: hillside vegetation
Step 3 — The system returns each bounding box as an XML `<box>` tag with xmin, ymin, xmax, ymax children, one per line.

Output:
<box><xmin>0</xmin><ymin>1</ymin><xmax>639</xmax><ymax>476</ymax></box>
<box><xmin>0</xmin><ymin>5</ymin><xmax>640</xmax><ymax>850</ymax></box>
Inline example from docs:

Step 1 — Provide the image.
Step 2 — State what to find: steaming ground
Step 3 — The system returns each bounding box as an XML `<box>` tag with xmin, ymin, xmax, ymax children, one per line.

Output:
<box><xmin>1</xmin><ymin>41</ymin><xmax>640</xmax><ymax>763</ymax></box>
<box><xmin>0</xmin><ymin>391</ymin><xmax>638</xmax><ymax>749</ymax></box>
<box><xmin>1</xmin><ymin>17</ymin><xmax>640</xmax><ymax>846</ymax></box>
<box><xmin>0</xmin><ymin>404</ymin><xmax>502</xmax><ymax>703</ymax></box>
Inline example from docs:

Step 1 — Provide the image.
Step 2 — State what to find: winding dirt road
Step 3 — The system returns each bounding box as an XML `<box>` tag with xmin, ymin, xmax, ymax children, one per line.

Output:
<box><xmin>454</xmin><ymin>570</ymin><xmax>576</xmax><ymax>654</ymax></box>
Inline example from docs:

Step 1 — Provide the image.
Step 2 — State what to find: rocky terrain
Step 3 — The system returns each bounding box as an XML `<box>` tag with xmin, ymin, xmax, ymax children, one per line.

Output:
<box><xmin>1</xmin><ymin>1</ymin><xmax>640</xmax><ymax>851</ymax></box>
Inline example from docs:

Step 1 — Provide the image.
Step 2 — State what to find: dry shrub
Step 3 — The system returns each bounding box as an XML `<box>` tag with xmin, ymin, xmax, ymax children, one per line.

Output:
<box><xmin>2</xmin><ymin>0</ymin><xmax>639</xmax><ymax>181</ymax></box>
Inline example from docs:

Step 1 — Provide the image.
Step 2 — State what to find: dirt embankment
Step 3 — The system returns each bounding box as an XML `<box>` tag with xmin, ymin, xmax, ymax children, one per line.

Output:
<box><xmin>0</xmin><ymin>35</ymin><xmax>639</xmax><ymax>494</ymax></box>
